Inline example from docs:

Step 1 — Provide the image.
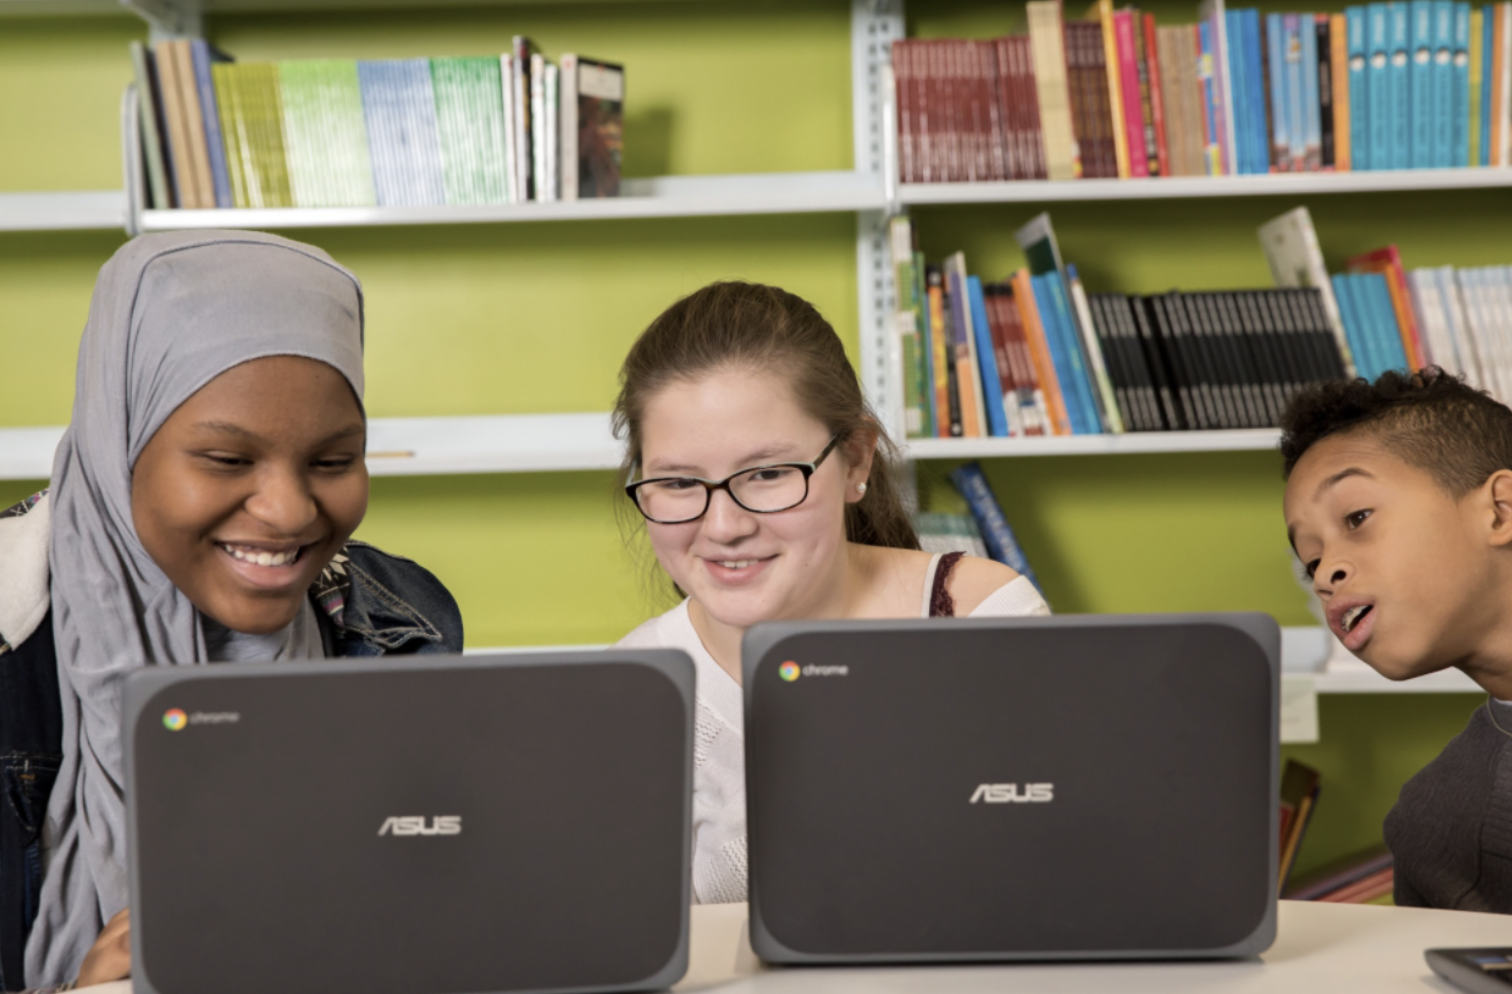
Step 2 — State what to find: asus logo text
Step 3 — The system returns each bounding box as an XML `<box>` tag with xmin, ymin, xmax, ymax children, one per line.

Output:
<box><xmin>377</xmin><ymin>816</ymin><xmax>462</xmax><ymax>836</ymax></box>
<box><xmin>970</xmin><ymin>783</ymin><xmax>1054</xmax><ymax>804</ymax></box>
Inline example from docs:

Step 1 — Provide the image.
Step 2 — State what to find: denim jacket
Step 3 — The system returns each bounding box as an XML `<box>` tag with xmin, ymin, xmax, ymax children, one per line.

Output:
<box><xmin>0</xmin><ymin>493</ymin><xmax>463</xmax><ymax>991</ymax></box>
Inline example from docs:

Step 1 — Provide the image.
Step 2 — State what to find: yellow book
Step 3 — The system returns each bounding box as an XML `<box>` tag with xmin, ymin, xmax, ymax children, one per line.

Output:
<box><xmin>1086</xmin><ymin>0</ymin><xmax>1131</xmax><ymax>177</ymax></box>
<box><xmin>1471</xmin><ymin>8</ymin><xmax>1484</xmax><ymax>165</ymax></box>
<box><xmin>1027</xmin><ymin>0</ymin><xmax>1080</xmax><ymax>180</ymax></box>
<box><xmin>1331</xmin><ymin>14</ymin><xmax>1351</xmax><ymax>171</ymax></box>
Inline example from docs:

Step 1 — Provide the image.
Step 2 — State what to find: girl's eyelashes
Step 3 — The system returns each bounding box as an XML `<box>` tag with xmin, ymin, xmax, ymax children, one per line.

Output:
<box><xmin>1345</xmin><ymin>508</ymin><xmax>1373</xmax><ymax>529</ymax></box>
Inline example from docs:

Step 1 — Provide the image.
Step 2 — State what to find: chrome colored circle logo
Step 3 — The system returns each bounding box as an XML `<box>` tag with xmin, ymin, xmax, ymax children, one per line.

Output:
<box><xmin>779</xmin><ymin>661</ymin><xmax>800</xmax><ymax>682</ymax></box>
<box><xmin>163</xmin><ymin>708</ymin><xmax>188</xmax><ymax>731</ymax></box>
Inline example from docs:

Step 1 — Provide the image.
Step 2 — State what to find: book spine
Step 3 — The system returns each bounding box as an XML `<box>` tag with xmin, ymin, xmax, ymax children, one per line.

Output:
<box><xmin>1368</xmin><ymin>4</ymin><xmax>1392</xmax><ymax>169</ymax></box>
<box><xmin>1068</xmin><ymin>265</ymin><xmax>1124</xmax><ymax>432</ymax></box>
<box><xmin>1319</xmin><ymin>15</ymin><xmax>1337</xmax><ymax>168</ymax></box>
<box><xmin>969</xmin><ymin>276</ymin><xmax>1010</xmax><ymax>436</ymax></box>
<box><xmin>1390</xmin><ymin>1</ymin><xmax>1412</xmax><ymax>168</ymax></box>
<box><xmin>1205</xmin><ymin>0</ymin><xmax>1239</xmax><ymax>173</ymax></box>
<box><xmin>1349</xmin><ymin>7</ymin><xmax>1370</xmax><ymax>170</ymax></box>
<box><xmin>1134</xmin><ymin>11</ymin><xmax>1161</xmax><ymax>175</ymax></box>
<box><xmin>1094</xmin><ymin>0</ymin><xmax>1132</xmax><ymax>177</ymax></box>
<box><xmin>129</xmin><ymin>42</ymin><xmax>172</xmax><ymax>210</ymax></box>
<box><xmin>949</xmin><ymin>462</ymin><xmax>1042</xmax><ymax>592</ymax></box>
<box><xmin>1433</xmin><ymin>0</ymin><xmax>1457</xmax><ymax>165</ymax></box>
<box><xmin>1470</xmin><ymin>8</ymin><xmax>1484</xmax><ymax>165</ymax></box>
<box><xmin>171</xmin><ymin>40</ymin><xmax>214</xmax><ymax>209</ymax></box>
<box><xmin>1012</xmin><ymin>268</ymin><xmax>1074</xmax><ymax>434</ymax></box>
<box><xmin>1226</xmin><ymin>10</ymin><xmax>1251</xmax><ymax>173</ymax></box>
<box><xmin>512</xmin><ymin>37</ymin><xmax>533</xmax><ymax>200</ymax></box>
<box><xmin>1411</xmin><ymin>0</ymin><xmax>1436</xmax><ymax>166</ymax></box>
<box><xmin>926</xmin><ymin>268</ymin><xmax>953</xmax><ymax>437</ymax></box>
<box><xmin>190</xmin><ymin>41</ymin><xmax>232</xmax><ymax>208</ymax></box>
<box><xmin>1267</xmin><ymin>15</ymin><xmax>1289</xmax><ymax>169</ymax></box>
<box><xmin>1027</xmin><ymin>2</ymin><xmax>1080</xmax><ymax>179</ymax></box>
<box><xmin>1332</xmin><ymin>14</ymin><xmax>1353</xmax><ymax>169</ymax></box>
<box><xmin>1452</xmin><ymin>2</ymin><xmax>1471</xmax><ymax>164</ymax></box>
<box><xmin>1114</xmin><ymin>9</ymin><xmax>1150</xmax><ymax>176</ymax></box>
<box><xmin>946</xmin><ymin>262</ymin><xmax>987</xmax><ymax>437</ymax></box>
<box><xmin>1301</xmin><ymin>13</ymin><xmax>1323</xmax><ymax>168</ymax></box>
<box><xmin>153</xmin><ymin>41</ymin><xmax>191</xmax><ymax>208</ymax></box>
<box><xmin>983</xmin><ymin>287</ymin><xmax>1023</xmax><ymax>435</ymax></box>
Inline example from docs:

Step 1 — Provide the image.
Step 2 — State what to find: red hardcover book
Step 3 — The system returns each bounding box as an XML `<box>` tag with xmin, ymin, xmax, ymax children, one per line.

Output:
<box><xmin>1346</xmin><ymin>246</ymin><xmax>1428</xmax><ymax>370</ymax></box>
<box><xmin>894</xmin><ymin>41</ymin><xmax>915</xmax><ymax>182</ymax></box>
<box><xmin>979</xmin><ymin>41</ymin><xmax>1009</xmax><ymax>179</ymax></box>
<box><xmin>992</xmin><ymin>38</ymin><xmax>1022</xmax><ymax>179</ymax></box>
<box><xmin>1142</xmin><ymin>12</ymin><xmax>1172</xmax><ymax>176</ymax></box>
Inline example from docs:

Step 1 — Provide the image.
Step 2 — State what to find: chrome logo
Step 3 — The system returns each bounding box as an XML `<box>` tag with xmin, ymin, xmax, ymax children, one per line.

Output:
<box><xmin>779</xmin><ymin>661</ymin><xmax>800</xmax><ymax>682</ymax></box>
<box><xmin>163</xmin><ymin>708</ymin><xmax>188</xmax><ymax>731</ymax></box>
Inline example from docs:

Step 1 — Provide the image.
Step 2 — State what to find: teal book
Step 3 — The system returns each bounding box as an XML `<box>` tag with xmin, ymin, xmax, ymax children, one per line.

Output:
<box><xmin>1409</xmin><ymin>0</ymin><xmax>1435</xmax><ymax>166</ymax></box>
<box><xmin>1482</xmin><ymin>4</ymin><xmax>1495</xmax><ymax>164</ymax></box>
<box><xmin>1349</xmin><ymin>7</ymin><xmax>1371</xmax><ymax>169</ymax></box>
<box><xmin>1449</xmin><ymin>1</ymin><xmax>1469</xmax><ymax>166</ymax></box>
<box><xmin>1389</xmin><ymin>2</ymin><xmax>1412</xmax><ymax>168</ymax></box>
<box><xmin>1364</xmin><ymin>271</ymin><xmax>1410</xmax><ymax>370</ymax></box>
<box><xmin>967</xmin><ymin>276</ymin><xmax>1010</xmax><ymax>437</ymax></box>
<box><xmin>1269</xmin><ymin>14</ymin><xmax>1290</xmax><ymax>167</ymax></box>
<box><xmin>1368</xmin><ymin>5</ymin><xmax>1392</xmax><ymax>168</ymax></box>
<box><xmin>1332</xmin><ymin>274</ymin><xmax>1370</xmax><ymax>378</ymax></box>
<box><xmin>1431</xmin><ymin>0</ymin><xmax>1454</xmax><ymax>166</ymax></box>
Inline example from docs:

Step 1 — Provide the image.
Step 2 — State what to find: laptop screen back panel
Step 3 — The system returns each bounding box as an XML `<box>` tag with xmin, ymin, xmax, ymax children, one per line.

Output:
<box><xmin>126</xmin><ymin>653</ymin><xmax>692</xmax><ymax>994</ymax></box>
<box><xmin>743</xmin><ymin>615</ymin><xmax>1277</xmax><ymax>963</ymax></box>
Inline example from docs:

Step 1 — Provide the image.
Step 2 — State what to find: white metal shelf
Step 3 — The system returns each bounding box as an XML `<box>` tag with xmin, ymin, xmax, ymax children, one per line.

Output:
<box><xmin>0</xmin><ymin>413</ymin><xmax>622</xmax><ymax>481</ymax></box>
<box><xmin>900</xmin><ymin>167</ymin><xmax>1512</xmax><ymax>206</ymax></box>
<box><xmin>0</xmin><ymin>191</ymin><xmax>127</xmax><ymax>232</ymax></box>
<box><xmin>136</xmin><ymin>172</ymin><xmax>886</xmax><ymax>231</ymax></box>
<box><xmin>904</xmin><ymin>428</ymin><xmax>1280</xmax><ymax>459</ymax></box>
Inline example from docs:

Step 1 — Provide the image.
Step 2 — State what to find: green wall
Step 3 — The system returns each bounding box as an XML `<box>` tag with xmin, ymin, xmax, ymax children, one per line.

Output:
<box><xmin>0</xmin><ymin>0</ymin><xmax>1489</xmax><ymax>877</ymax></box>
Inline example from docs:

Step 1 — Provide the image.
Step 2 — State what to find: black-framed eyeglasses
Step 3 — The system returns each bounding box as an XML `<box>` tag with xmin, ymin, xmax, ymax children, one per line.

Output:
<box><xmin>625</xmin><ymin>435</ymin><xmax>842</xmax><ymax>524</ymax></box>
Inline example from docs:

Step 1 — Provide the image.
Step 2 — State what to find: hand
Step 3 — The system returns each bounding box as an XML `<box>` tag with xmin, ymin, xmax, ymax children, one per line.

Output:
<box><xmin>76</xmin><ymin>908</ymin><xmax>130</xmax><ymax>988</ymax></box>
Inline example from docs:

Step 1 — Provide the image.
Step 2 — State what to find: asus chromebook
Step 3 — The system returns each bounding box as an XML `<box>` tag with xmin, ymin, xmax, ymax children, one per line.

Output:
<box><xmin>743</xmin><ymin>614</ymin><xmax>1279</xmax><ymax>964</ymax></box>
<box><xmin>124</xmin><ymin>651</ymin><xmax>694</xmax><ymax>994</ymax></box>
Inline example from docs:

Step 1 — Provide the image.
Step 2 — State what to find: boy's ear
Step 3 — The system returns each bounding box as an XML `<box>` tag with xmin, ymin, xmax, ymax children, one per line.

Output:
<box><xmin>1487</xmin><ymin>470</ymin><xmax>1512</xmax><ymax>548</ymax></box>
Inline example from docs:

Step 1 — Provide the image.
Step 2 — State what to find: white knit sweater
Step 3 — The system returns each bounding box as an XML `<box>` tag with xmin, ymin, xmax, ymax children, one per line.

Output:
<box><xmin>614</xmin><ymin>553</ymin><xmax>1051</xmax><ymax>904</ymax></box>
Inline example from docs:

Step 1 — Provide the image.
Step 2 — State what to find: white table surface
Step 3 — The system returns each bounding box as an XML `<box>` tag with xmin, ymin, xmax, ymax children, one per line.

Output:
<box><xmin>74</xmin><ymin>899</ymin><xmax>1512</xmax><ymax>993</ymax></box>
<box><xmin>674</xmin><ymin>900</ymin><xmax>1512</xmax><ymax>993</ymax></box>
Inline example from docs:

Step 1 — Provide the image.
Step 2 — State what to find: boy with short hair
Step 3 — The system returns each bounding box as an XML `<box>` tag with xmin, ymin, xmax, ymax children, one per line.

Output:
<box><xmin>1281</xmin><ymin>368</ymin><xmax>1512</xmax><ymax>912</ymax></box>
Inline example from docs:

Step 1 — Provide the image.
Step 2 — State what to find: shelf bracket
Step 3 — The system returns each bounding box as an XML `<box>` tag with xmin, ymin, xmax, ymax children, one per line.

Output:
<box><xmin>119</xmin><ymin>0</ymin><xmax>201</xmax><ymax>41</ymax></box>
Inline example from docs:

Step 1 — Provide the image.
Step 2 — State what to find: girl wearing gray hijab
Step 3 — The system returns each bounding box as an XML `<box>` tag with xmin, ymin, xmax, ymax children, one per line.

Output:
<box><xmin>0</xmin><ymin>231</ymin><xmax>463</xmax><ymax>989</ymax></box>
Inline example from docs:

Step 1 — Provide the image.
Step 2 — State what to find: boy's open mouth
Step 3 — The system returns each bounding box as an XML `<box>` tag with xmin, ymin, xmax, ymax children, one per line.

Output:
<box><xmin>1342</xmin><ymin>604</ymin><xmax>1373</xmax><ymax>633</ymax></box>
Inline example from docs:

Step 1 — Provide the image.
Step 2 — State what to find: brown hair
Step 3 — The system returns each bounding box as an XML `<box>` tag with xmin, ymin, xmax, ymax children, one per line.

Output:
<box><xmin>612</xmin><ymin>281</ymin><xmax>919</xmax><ymax>551</ymax></box>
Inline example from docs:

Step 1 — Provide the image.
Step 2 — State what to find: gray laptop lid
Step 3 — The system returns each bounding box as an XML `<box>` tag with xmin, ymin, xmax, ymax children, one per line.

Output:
<box><xmin>124</xmin><ymin>651</ymin><xmax>694</xmax><ymax>994</ymax></box>
<box><xmin>742</xmin><ymin>614</ymin><xmax>1278</xmax><ymax>964</ymax></box>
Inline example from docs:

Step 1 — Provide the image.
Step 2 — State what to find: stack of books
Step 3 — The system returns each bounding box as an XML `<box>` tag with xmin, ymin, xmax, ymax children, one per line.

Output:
<box><xmin>1286</xmin><ymin>844</ymin><xmax>1396</xmax><ymax>902</ymax></box>
<box><xmin>888</xmin><ymin>211</ymin><xmax>1351</xmax><ymax>439</ymax></box>
<box><xmin>130</xmin><ymin>38</ymin><xmax>624</xmax><ymax>210</ymax></box>
<box><xmin>910</xmin><ymin>462</ymin><xmax>1042</xmax><ymax>599</ymax></box>
<box><xmin>895</xmin><ymin>0</ymin><xmax>1512</xmax><ymax>182</ymax></box>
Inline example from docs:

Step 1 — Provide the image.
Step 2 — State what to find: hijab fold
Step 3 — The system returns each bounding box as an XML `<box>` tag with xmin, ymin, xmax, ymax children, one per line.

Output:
<box><xmin>25</xmin><ymin>231</ymin><xmax>365</xmax><ymax>986</ymax></box>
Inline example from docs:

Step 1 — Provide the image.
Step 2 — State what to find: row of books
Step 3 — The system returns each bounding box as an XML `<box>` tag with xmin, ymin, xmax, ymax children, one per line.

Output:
<box><xmin>888</xmin><ymin>211</ymin><xmax>1350</xmax><ymax>438</ymax></box>
<box><xmin>129</xmin><ymin>38</ymin><xmax>624</xmax><ymax>211</ymax></box>
<box><xmin>1259</xmin><ymin>205</ymin><xmax>1512</xmax><ymax>401</ymax></box>
<box><xmin>894</xmin><ymin>0</ymin><xmax>1512</xmax><ymax>183</ymax></box>
<box><xmin>1278</xmin><ymin>761</ymin><xmax>1395</xmax><ymax>903</ymax></box>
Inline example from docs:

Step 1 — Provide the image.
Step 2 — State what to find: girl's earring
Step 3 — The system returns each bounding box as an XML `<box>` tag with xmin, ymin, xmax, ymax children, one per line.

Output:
<box><xmin>857</xmin><ymin>482</ymin><xmax>868</xmax><ymax>495</ymax></box>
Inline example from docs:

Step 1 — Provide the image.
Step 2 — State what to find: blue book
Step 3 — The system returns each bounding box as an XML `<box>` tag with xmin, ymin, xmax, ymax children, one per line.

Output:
<box><xmin>1332</xmin><ymin>274</ymin><xmax>1373</xmax><ymax>378</ymax></box>
<box><xmin>1353</xmin><ymin>273</ymin><xmax>1389</xmax><ymax>377</ymax></box>
<box><xmin>1244</xmin><ymin>9</ymin><xmax>1269</xmax><ymax>173</ymax></box>
<box><xmin>1389</xmin><ymin>3</ymin><xmax>1413</xmax><ymax>168</ymax></box>
<box><xmin>358</xmin><ymin>59</ymin><xmax>446</xmax><ymax>206</ymax></box>
<box><xmin>1030</xmin><ymin>275</ymin><xmax>1091</xmax><ymax>434</ymax></box>
<box><xmin>1286</xmin><ymin>14</ymin><xmax>1307</xmax><ymax>169</ymax></box>
<box><xmin>189</xmin><ymin>41</ymin><xmax>233</xmax><ymax>208</ymax></box>
<box><xmin>1453</xmin><ymin>2</ymin><xmax>1471</xmax><ymax>165</ymax></box>
<box><xmin>967</xmin><ymin>276</ymin><xmax>1009</xmax><ymax>438</ymax></box>
<box><xmin>1227</xmin><ymin>11</ymin><xmax>1249</xmax><ymax>173</ymax></box>
<box><xmin>1483</xmin><ymin>4</ymin><xmax>1496</xmax><ymax>164</ymax></box>
<box><xmin>1349</xmin><ymin>7</ymin><xmax>1371</xmax><ymax>169</ymax></box>
<box><xmin>1409</xmin><ymin>0</ymin><xmax>1435</xmax><ymax>165</ymax></box>
<box><xmin>1268</xmin><ymin>14</ymin><xmax>1289</xmax><ymax>168</ymax></box>
<box><xmin>1434</xmin><ymin>0</ymin><xmax>1457</xmax><ymax>165</ymax></box>
<box><xmin>1199</xmin><ymin>22</ymin><xmax>1222</xmax><ymax>174</ymax></box>
<box><xmin>1045</xmin><ymin>274</ymin><xmax>1104</xmax><ymax>434</ymax></box>
<box><xmin>948</xmin><ymin>462</ymin><xmax>1042</xmax><ymax>593</ymax></box>
<box><xmin>1301</xmin><ymin>15</ymin><xmax>1323</xmax><ymax>168</ymax></box>
<box><xmin>1363</xmin><ymin>271</ymin><xmax>1410</xmax><ymax>371</ymax></box>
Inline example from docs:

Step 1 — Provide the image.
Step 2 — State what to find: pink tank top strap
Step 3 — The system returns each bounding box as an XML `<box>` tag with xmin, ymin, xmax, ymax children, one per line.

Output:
<box><xmin>929</xmin><ymin>551</ymin><xmax>966</xmax><ymax>618</ymax></box>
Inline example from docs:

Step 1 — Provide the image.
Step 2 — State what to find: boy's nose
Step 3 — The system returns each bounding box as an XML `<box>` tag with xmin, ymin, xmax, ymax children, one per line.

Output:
<box><xmin>1316</xmin><ymin>559</ymin><xmax>1352</xmax><ymax>594</ymax></box>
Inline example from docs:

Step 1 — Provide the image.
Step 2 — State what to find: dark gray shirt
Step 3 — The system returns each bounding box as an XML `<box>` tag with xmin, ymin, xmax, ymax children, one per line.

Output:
<box><xmin>1385</xmin><ymin>699</ymin><xmax>1512</xmax><ymax>912</ymax></box>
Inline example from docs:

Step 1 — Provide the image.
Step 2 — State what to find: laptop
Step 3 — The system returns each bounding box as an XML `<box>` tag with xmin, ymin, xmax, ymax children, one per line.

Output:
<box><xmin>124</xmin><ymin>651</ymin><xmax>694</xmax><ymax>994</ymax></box>
<box><xmin>742</xmin><ymin>613</ymin><xmax>1279</xmax><ymax>964</ymax></box>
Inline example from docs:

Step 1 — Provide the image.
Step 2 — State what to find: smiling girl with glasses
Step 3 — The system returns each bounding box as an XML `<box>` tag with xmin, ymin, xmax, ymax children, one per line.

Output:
<box><xmin>612</xmin><ymin>281</ymin><xmax>1049</xmax><ymax>905</ymax></box>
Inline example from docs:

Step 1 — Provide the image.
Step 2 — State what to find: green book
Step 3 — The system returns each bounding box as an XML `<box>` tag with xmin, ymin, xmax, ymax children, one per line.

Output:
<box><xmin>279</xmin><ymin>59</ymin><xmax>374</xmax><ymax>207</ymax></box>
<box><xmin>128</xmin><ymin>42</ymin><xmax>172</xmax><ymax>210</ymax></box>
<box><xmin>212</xmin><ymin>62</ymin><xmax>248</xmax><ymax>209</ymax></box>
<box><xmin>431</xmin><ymin>56</ymin><xmax>509</xmax><ymax>204</ymax></box>
<box><xmin>228</xmin><ymin>63</ymin><xmax>293</xmax><ymax>208</ymax></box>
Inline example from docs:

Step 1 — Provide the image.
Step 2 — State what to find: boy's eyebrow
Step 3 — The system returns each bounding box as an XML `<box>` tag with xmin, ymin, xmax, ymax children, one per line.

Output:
<box><xmin>1313</xmin><ymin>467</ymin><xmax>1374</xmax><ymax>500</ymax></box>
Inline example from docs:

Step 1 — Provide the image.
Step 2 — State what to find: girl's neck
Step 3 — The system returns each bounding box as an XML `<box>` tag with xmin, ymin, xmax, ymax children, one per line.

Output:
<box><xmin>689</xmin><ymin>541</ymin><xmax>871</xmax><ymax>686</ymax></box>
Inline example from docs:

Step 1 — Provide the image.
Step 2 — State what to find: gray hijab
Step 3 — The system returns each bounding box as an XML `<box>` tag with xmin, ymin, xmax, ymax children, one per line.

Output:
<box><xmin>25</xmin><ymin>231</ymin><xmax>365</xmax><ymax>986</ymax></box>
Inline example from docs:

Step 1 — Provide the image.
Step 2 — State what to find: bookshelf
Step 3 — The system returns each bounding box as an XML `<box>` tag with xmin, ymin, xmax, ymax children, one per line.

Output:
<box><xmin>0</xmin><ymin>191</ymin><xmax>126</xmax><ymax>231</ymax></box>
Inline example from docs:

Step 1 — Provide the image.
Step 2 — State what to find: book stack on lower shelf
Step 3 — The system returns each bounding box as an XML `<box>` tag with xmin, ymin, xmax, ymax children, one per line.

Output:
<box><xmin>888</xmin><ymin>210</ymin><xmax>1350</xmax><ymax>441</ymax></box>
<box><xmin>893</xmin><ymin>0</ymin><xmax>1512</xmax><ymax>186</ymax></box>
<box><xmin>130</xmin><ymin>36</ymin><xmax>623</xmax><ymax>211</ymax></box>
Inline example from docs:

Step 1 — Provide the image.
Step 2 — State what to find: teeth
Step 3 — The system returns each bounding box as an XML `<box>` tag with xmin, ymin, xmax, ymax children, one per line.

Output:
<box><xmin>1342</xmin><ymin>605</ymin><xmax>1370</xmax><ymax>632</ymax></box>
<box><xmin>718</xmin><ymin>560</ymin><xmax>757</xmax><ymax>569</ymax></box>
<box><xmin>223</xmin><ymin>544</ymin><xmax>300</xmax><ymax>567</ymax></box>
